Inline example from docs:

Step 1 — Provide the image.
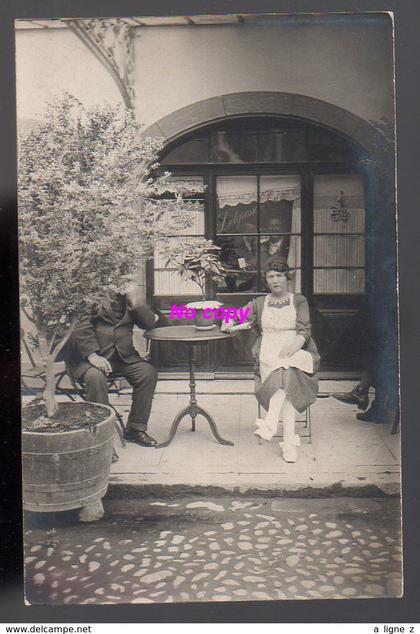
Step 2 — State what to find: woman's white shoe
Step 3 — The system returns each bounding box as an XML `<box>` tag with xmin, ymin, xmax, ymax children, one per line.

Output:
<box><xmin>279</xmin><ymin>443</ymin><xmax>298</xmax><ymax>462</ymax></box>
<box><xmin>279</xmin><ymin>435</ymin><xmax>300</xmax><ymax>463</ymax></box>
<box><xmin>254</xmin><ymin>423</ymin><xmax>275</xmax><ymax>441</ymax></box>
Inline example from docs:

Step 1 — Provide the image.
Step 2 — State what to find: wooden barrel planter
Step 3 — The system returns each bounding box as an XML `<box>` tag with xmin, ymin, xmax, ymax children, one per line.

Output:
<box><xmin>22</xmin><ymin>403</ymin><xmax>115</xmax><ymax>521</ymax></box>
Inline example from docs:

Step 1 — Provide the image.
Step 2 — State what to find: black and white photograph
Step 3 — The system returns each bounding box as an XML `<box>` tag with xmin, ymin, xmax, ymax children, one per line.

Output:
<box><xmin>16</xmin><ymin>11</ymin><xmax>401</xmax><ymax>606</ymax></box>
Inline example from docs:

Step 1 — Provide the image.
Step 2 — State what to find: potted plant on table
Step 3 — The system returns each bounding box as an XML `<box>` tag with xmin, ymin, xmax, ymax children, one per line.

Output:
<box><xmin>164</xmin><ymin>238</ymin><xmax>227</xmax><ymax>329</ymax></box>
<box><xmin>19</xmin><ymin>94</ymin><xmax>200</xmax><ymax>521</ymax></box>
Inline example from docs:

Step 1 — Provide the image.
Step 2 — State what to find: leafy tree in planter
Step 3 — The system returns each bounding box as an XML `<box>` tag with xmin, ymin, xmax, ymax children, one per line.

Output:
<box><xmin>19</xmin><ymin>94</ymin><xmax>200</xmax><ymax>418</ymax></box>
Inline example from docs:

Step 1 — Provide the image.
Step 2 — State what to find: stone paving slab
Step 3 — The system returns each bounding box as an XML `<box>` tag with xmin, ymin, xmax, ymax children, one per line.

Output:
<box><xmin>110</xmin><ymin>384</ymin><xmax>400</xmax><ymax>495</ymax></box>
<box><xmin>22</xmin><ymin>380</ymin><xmax>400</xmax><ymax>494</ymax></box>
<box><xmin>23</xmin><ymin>496</ymin><xmax>402</xmax><ymax>604</ymax></box>
<box><xmin>22</xmin><ymin>375</ymin><xmax>357</xmax><ymax>394</ymax></box>
<box><xmin>131</xmin><ymin>379</ymin><xmax>358</xmax><ymax>395</ymax></box>
<box><xmin>108</xmin><ymin>471</ymin><xmax>401</xmax><ymax>497</ymax></box>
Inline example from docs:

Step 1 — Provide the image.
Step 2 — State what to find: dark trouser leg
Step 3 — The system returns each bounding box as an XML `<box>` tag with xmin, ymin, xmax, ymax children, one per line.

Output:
<box><xmin>83</xmin><ymin>366</ymin><xmax>110</xmax><ymax>405</ymax></box>
<box><xmin>358</xmin><ymin>369</ymin><xmax>373</xmax><ymax>395</ymax></box>
<box><xmin>117</xmin><ymin>360</ymin><xmax>157</xmax><ymax>432</ymax></box>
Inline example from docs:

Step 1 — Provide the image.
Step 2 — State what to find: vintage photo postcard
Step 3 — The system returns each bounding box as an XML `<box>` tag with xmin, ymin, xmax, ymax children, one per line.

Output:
<box><xmin>16</xmin><ymin>12</ymin><xmax>400</xmax><ymax>605</ymax></box>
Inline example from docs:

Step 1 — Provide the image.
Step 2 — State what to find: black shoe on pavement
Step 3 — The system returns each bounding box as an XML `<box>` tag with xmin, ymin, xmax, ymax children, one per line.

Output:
<box><xmin>333</xmin><ymin>387</ymin><xmax>369</xmax><ymax>410</ymax></box>
<box><xmin>356</xmin><ymin>404</ymin><xmax>388</xmax><ymax>424</ymax></box>
<box><xmin>124</xmin><ymin>429</ymin><xmax>157</xmax><ymax>447</ymax></box>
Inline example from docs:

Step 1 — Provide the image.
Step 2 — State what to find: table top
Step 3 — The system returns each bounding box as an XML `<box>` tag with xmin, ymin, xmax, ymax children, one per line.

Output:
<box><xmin>144</xmin><ymin>325</ymin><xmax>236</xmax><ymax>343</ymax></box>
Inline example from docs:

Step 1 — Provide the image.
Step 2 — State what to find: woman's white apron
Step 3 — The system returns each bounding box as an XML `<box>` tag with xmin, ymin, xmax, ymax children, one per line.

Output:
<box><xmin>259</xmin><ymin>293</ymin><xmax>314</xmax><ymax>383</ymax></box>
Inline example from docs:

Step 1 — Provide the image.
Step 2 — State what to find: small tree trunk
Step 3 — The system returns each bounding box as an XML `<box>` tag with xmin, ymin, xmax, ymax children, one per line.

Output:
<box><xmin>44</xmin><ymin>360</ymin><xmax>58</xmax><ymax>418</ymax></box>
<box><xmin>198</xmin><ymin>274</ymin><xmax>206</xmax><ymax>300</ymax></box>
<box><xmin>38</xmin><ymin>332</ymin><xmax>58</xmax><ymax>418</ymax></box>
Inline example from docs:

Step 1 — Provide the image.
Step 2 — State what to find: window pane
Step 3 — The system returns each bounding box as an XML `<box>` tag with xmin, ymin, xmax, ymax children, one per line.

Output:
<box><xmin>314</xmin><ymin>235</ymin><xmax>365</xmax><ymax>267</ymax></box>
<box><xmin>217</xmin><ymin>236</ymin><xmax>258</xmax><ymax>271</ymax></box>
<box><xmin>260</xmin><ymin>234</ymin><xmax>301</xmax><ymax>271</ymax></box>
<box><xmin>216</xmin><ymin>176</ymin><xmax>257</xmax><ymax>233</ymax></box>
<box><xmin>211</xmin><ymin>131</ymin><xmax>257</xmax><ymax>163</ymax></box>
<box><xmin>154</xmin><ymin>269</ymin><xmax>201</xmax><ymax>296</ymax></box>
<box><xmin>313</xmin><ymin>175</ymin><xmax>366</xmax><ymax>295</ymax></box>
<box><xmin>156</xmin><ymin>176</ymin><xmax>205</xmax><ymax>236</ymax></box>
<box><xmin>292</xmin><ymin>269</ymin><xmax>301</xmax><ymax>294</ymax></box>
<box><xmin>260</xmin><ymin>175</ymin><xmax>301</xmax><ymax>274</ymax></box>
<box><xmin>314</xmin><ymin>269</ymin><xmax>365</xmax><ymax>294</ymax></box>
<box><xmin>257</xmin><ymin>130</ymin><xmax>307</xmax><ymax>162</ymax></box>
<box><xmin>153</xmin><ymin>176</ymin><xmax>205</xmax><ymax>296</ymax></box>
<box><xmin>161</xmin><ymin>138</ymin><xmax>209</xmax><ymax>164</ymax></box>
<box><xmin>260</xmin><ymin>175</ymin><xmax>301</xmax><ymax>233</ymax></box>
<box><xmin>154</xmin><ymin>238</ymin><xmax>194</xmax><ymax>268</ymax></box>
<box><xmin>307</xmin><ymin>129</ymin><xmax>356</xmax><ymax>162</ymax></box>
<box><xmin>217</xmin><ymin>272</ymin><xmax>258</xmax><ymax>294</ymax></box>
<box><xmin>216</xmin><ymin>235</ymin><xmax>258</xmax><ymax>293</ymax></box>
<box><xmin>314</xmin><ymin>174</ymin><xmax>365</xmax><ymax>233</ymax></box>
<box><xmin>288</xmin><ymin>235</ymin><xmax>301</xmax><ymax>270</ymax></box>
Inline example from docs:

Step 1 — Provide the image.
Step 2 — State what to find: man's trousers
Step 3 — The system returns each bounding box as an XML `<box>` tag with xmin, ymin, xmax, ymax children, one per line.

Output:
<box><xmin>81</xmin><ymin>353</ymin><xmax>157</xmax><ymax>432</ymax></box>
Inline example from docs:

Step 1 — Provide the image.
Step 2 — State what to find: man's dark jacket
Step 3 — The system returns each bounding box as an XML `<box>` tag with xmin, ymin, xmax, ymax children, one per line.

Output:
<box><xmin>65</xmin><ymin>295</ymin><xmax>158</xmax><ymax>380</ymax></box>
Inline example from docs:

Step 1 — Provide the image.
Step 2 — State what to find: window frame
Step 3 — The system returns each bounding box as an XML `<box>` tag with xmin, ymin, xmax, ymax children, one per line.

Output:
<box><xmin>153</xmin><ymin>163</ymin><xmax>366</xmax><ymax>301</ymax></box>
<box><xmin>152</xmin><ymin>116</ymin><xmax>368</xmax><ymax>310</ymax></box>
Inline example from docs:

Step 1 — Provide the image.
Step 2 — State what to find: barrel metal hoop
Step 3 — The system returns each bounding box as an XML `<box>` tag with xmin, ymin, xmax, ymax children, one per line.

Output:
<box><xmin>22</xmin><ymin>436</ymin><xmax>113</xmax><ymax>456</ymax></box>
<box><xmin>23</xmin><ymin>485</ymin><xmax>108</xmax><ymax>511</ymax></box>
<box><xmin>23</xmin><ymin>475</ymin><xmax>103</xmax><ymax>490</ymax></box>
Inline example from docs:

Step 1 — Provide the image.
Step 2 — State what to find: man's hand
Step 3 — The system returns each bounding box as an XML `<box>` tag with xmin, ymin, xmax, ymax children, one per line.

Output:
<box><xmin>88</xmin><ymin>353</ymin><xmax>112</xmax><ymax>375</ymax></box>
<box><xmin>123</xmin><ymin>280</ymin><xmax>146</xmax><ymax>312</ymax></box>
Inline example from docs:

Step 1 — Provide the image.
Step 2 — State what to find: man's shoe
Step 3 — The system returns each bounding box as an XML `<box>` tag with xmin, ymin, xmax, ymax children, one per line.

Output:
<box><xmin>333</xmin><ymin>387</ymin><xmax>369</xmax><ymax>410</ymax></box>
<box><xmin>124</xmin><ymin>429</ymin><xmax>157</xmax><ymax>447</ymax></box>
<box><xmin>356</xmin><ymin>405</ymin><xmax>388</xmax><ymax>424</ymax></box>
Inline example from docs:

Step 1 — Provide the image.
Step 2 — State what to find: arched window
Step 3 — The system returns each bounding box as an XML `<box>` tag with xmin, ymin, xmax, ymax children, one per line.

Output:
<box><xmin>152</xmin><ymin>117</ymin><xmax>368</xmax><ymax>373</ymax></box>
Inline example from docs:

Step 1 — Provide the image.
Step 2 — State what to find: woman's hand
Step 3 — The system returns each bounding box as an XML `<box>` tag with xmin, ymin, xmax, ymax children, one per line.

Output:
<box><xmin>279</xmin><ymin>335</ymin><xmax>305</xmax><ymax>358</ymax></box>
<box><xmin>221</xmin><ymin>321</ymin><xmax>235</xmax><ymax>333</ymax></box>
<box><xmin>278</xmin><ymin>343</ymin><xmax>298</xmax><ymax>358</ymax></box>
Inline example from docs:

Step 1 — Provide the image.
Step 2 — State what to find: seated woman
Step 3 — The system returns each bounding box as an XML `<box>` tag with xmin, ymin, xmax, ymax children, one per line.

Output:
<box><xmin>223</xmin><ymin>259</ymin><xmax>320</xmax><ymax>463</ymax></box>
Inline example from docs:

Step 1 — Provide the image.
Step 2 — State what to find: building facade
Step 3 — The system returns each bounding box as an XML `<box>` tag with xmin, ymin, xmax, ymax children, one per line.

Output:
<box><xmin>16</xmin><ymin>14</ymin><xmax>397</xmax><ymax>379</ymax></box>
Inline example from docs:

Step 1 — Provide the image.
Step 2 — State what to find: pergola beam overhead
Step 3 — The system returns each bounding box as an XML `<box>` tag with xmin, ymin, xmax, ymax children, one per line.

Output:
<box><xmin>129</xmin><ymin>16</ymin><xmax>191</xmax><ymax>26</ymax></box>
<box><xmin>186</xmin><ymin>15</ymin><xmax>240</xmax><ymax>25</ymax></box>
<box><xmin>15</xmin><ymin>15</ymin><xmax>255</xmax><ymax>30</ymax></box>
<box><xmin>15</xmin><ymin>19</ymin><xmax>67</xmax><ymax>29</ymax></box>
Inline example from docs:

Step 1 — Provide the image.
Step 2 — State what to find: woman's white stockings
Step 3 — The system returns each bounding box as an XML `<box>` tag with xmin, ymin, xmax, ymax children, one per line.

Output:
<box><xmin>255</xmin><ymin>388</ymin><xmax>299</xmax><ymax>462</ymax></box>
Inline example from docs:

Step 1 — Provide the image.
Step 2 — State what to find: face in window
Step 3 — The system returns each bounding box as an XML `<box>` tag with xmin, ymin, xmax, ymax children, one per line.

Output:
<box><xmin>266</xmin><ymin>217</ymin><xmax>283</xmax><ymax>243</ymax></box>
<box><xmin>241</xmin><ymin>222</ymin><xmax>256</xmax><ymax>254</ymax></box>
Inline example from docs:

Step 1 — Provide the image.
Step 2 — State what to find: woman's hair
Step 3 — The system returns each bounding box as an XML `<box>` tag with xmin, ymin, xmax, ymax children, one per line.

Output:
<box><xmin>264</xmin><ymin>258</ymin><xmax>292</xmax><ymax>280</ymax></box>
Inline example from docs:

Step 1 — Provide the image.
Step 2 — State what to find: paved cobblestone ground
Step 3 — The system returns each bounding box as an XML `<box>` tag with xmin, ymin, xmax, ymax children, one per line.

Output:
<box><xmin>24</xmin><ymin>496</ymin><xmax>402</xmax><ymax>604</ymax></box>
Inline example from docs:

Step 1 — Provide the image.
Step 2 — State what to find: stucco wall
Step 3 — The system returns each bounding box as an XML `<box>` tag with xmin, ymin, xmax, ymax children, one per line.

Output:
<box><xmin>15</xmin><ymin>27</ymin><xmax>122</xmax><ymax>126</ymax></box>
<box><xmin>134</xmin><ymin>19</ymin><xmax>394</xmax><ymax>129</ymax></box>
<box><xmin>15</xmin><ymin>17</ymin><xmax>394</xmax><ymax>130</ymax></box>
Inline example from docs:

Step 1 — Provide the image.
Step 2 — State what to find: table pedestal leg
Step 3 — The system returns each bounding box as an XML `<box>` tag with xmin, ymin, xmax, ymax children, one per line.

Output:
<box><xmin>156</xmin><ymin>344</ymin><xmax>234</xmax><ymax>449</ymax></box>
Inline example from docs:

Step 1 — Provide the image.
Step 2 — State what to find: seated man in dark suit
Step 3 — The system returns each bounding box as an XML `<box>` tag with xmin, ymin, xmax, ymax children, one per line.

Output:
<box><xmin>65</xmin><ymin>281</ymin><xmax>162</xmax><ymax>447</ymax></box>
